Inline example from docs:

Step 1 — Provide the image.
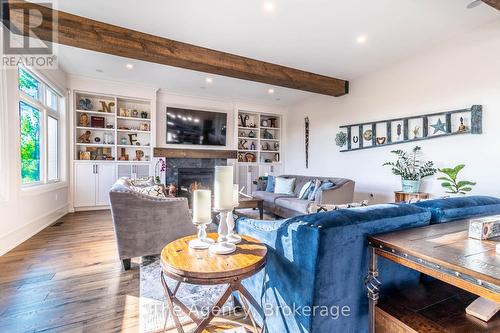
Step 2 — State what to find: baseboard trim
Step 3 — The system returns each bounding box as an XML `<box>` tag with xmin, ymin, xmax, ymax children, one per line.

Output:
<box><xmin>0</xmin><ymin>204</ymin><xmax>69</xmax><ymax>256</ymax></box>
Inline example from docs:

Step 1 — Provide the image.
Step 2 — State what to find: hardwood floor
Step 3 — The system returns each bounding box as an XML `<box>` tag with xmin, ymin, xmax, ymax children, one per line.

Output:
<box><xmin>0</xmin><ymin>210</ymin><xmax>254</xmax><ymax>333</ymax></box>
<box><xmin>0</xmin><ymin>210</ymin><xmax>141</xmax><ymax>333</ymax></box>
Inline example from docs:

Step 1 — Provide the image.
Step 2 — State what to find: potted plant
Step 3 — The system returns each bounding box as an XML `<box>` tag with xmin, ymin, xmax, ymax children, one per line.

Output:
<box><xmin>437</xmin><ymin>164</ymin><xmax>476</xmax><ymax>195</ymax></box>
<box><xmin>383</xmin><ymin>146</ymin><xmax>436</xmax><ymax>193</ymax></box>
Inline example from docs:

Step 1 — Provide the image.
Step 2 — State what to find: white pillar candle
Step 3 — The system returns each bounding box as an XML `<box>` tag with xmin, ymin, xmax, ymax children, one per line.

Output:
<box><xmin>214</xmin><ymin>166</ymin><xmax>234</xmax><ymax>210</ymax></box>
<box><xmin>192</xmin><ymin>190</ymin><xmax>212</xmax><ymax>224</ymax></box>
<box><xmin>233</xmin><ymin>184</ymin><xmax>240</xmax><ymax>207</ymax></box>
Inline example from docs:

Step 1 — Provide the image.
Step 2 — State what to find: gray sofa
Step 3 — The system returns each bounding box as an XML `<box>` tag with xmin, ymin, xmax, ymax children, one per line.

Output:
<box><xmin>252</xmin><ymin>175</ymin><xmax>355</xmax><ymax>218</ymax></box>
<box><xmin>109</xmin><ymin>178</ymin><xmax>195</xmax><ymax>270</ymax></box>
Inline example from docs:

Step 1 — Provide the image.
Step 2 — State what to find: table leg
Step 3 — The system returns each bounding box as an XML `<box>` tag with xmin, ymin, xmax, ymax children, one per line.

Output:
<box><xmin>161</xmin><ymin>272</ymin><xmax>185</xmax><ymax>333</ymax></box>
<box><xmin>258</xmin><ymin>201</ymin><xmax>264</xmax><ymax>220</ymax></box>
<box><xmin>365</xmin><ymin>246</ymin><xmax>380</xmax><ymax>333</ymax></box>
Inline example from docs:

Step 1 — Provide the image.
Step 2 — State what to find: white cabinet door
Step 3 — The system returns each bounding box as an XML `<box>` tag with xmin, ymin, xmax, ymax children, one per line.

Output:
<box><xmin>95</xmin><ymin>163</ymin><xmax>117</xmax><ymax>206</ymax></box>
<box><xmin>135</xmin><ymin>164</ymin><xmax>151</xmax><ymax>179</ymax></box>
<box><xmin>74</xmin><ymin>163</ymin><xmax>96</xmax><ymax>207</ymax></box>
<box><xmin>117</xmin><ymin>164</ymin><xmax>133</xmax><ymax>179</ymax></box>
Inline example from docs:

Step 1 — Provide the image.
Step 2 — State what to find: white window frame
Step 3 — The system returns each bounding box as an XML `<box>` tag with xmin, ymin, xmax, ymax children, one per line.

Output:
<box><xmin>17</xmin><ymin>66</ymin><xmax>63</xmax><ymax>188</ymax></box>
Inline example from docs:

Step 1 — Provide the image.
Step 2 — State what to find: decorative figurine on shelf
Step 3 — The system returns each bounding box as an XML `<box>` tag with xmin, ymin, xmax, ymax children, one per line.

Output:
<box><xmin>457</xmin><ymin>117</ymin><xmax>468</xmax><ymax>133</ymax></box>
<box><xmin>78</xmin><ymin>130</ymin><xmax>91</xmax><ymax>143</ymax></box>
<box><xmin>140</xmin><ymin>111</ymin><xmax>148</xmax><ymax>119</ymax></box>
<box><xmin>119</xmin><ymin>108</ymin><xmax>129</xmax><ymax>117</ymax></box>
<box><xmin>412</xmin><ymin>125</ymin><xmax>421</xmax><ymax>139</ymax></box>
<box><xmin>239</xmin><ymin>114</ymin><xmax>249</xmax><ymax>127</ymax></box>
<box><xmin>139</xmin><ymin>123</ymin><xmax>150</xmax><ymax>131</ymax></box>
<box><xmin>131</xmin><ymin>109</ymin><xmax>139</xmax><ymax>118</ymax></box>
<box><xmin>104</xmin><ymin>133</ymin><xmax>113</xmax><ymax>145</ymax></box>
<box><xmin>274</xmin><ymin>153</ymin><xmax>280</xmax><ymax>162</ymax></box>
<box><xmin>120</xmin><ymin>137</ymin><xmax>127</xmax><ymax>145</ymax></box>
<box><xmin>98</xmin><ymin>101</ymin><xmax>115</xmax><ymax>113</ymax></box>
<box><xmin>397</xmin><ymin>123</ymin><xmax>402</xmax><ymax>140</ymax></box>
<box><xmin>128</xmin><ymin>133</ymin><xmax>138</xmax><ymax>145</ymax></box>
<box><xmin>250</xmin><ymin>142</ymin><xmax>256</xmax><ymax>150</ymax></box>
<box><xmin>263</xmin><ymin>129</ymin><xmax>274</xmax><ymax>139</ymax></box>
<box><xmin>135</xmin><ymin>150</ymin><xmax>144</xmax><ymax>161</ymax></box>
<box><xmin>269</xmin><ymin>117</ymin><xmax>277</xmax><ymax>128</ymax></box>
<box><xmin>245</xmin><ymin>153</ymin><xmax>256</xmax><ymax>163</ymax></box>
<box><xmin>273</xmin><ymin>142</ymin><xmax>279</xmax><ymax>151</ymax></box>
<box><xmin>335</xmin><ymin>131</ymin><xmax>347</xmax><ymax>147</ymax></box>
<box><xmin>238</xmin><ymin>139</ymin><xmax>248</xmax><ymax>150</ymax></box>
<box><xmin>248</xmin><ymin>130</ymin><xmax>256</xmax><ymax>138</ymax></box>
<box><xmin>79</xmin><ymin>98</ymin><xmax>92</xmax><ymax>111</ymax></box>
<box><xmin>94</xmin><ymin>137</ymin><xmax>101</xmax><ymax>143</ymax></box>
<box><xmin>79</xmin><ymin>113</ymin><xmax>90</xmax><ymax>127</ymax></box>
<box><xmin>261</xmin><ymin>119</ymin><xmax>269</xmax><ymax>127</ymax></box>
<box><xmin>430</xmin><ymin>118</ymin><xmax>446</xmax><ymax>134</ymax></box>
<box><xmin>238</xmin><ymin>153</ymin><xmax>244</xmax><ymax>162</ymax></box>
<box><xmin>168</xmin><ymin>184</ymin><xmax>177</xmax><ymax>197</ymax></box>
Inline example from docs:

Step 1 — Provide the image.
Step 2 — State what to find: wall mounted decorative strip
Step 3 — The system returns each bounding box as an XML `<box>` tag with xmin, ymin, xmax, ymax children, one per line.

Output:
<box><xmin>337</xmin><ymin>105</ymin><xmax>482</xmax><ymax>152</ymax></box>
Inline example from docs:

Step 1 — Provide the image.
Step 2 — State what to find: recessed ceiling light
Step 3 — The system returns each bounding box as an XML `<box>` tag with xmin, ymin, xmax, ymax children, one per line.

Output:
<box><xmin>356</xmin><ymin>35</ymin><xmax>367</xmax><ymax>44</ymax></box>
<box><xmin>126</xmin><ymin>63</ymin><xmax>134</xmax><ymax>69</ymax></box>
<box><xmin>467</xmin><ymin>0</ymin><xmax>483</xmax><ymax>8</ymax></box>
<box><xmin>205</xmin><ymin>77</ymin><xmax>213</xmax><ymax>84</ymax></box>
<box><xmin>268</xmin><ymin>88</ymin><xmax>275</xmax><ymax>94</ymax></box>
<box><xmin>263</xmin><ymin>1</ymin><xmax>275</xmax><ymax>12</ymax></box>
<box><xmin>96</xmin><ymin>69</ymin><xmax>103</xmax><ymax>73</ymax></box>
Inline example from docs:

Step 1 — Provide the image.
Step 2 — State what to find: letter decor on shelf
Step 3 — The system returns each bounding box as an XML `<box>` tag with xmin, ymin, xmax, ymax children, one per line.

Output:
<box><xmin>335</xmin><ymin>105</ymin><xmax>482</xmax><ymax>152</ymax></box>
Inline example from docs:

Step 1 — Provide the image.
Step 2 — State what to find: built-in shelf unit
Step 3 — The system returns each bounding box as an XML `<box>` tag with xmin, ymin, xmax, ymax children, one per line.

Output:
<box><xmin>236</xmin><ymin>110</ymin><xmax>283</xmax><ymax>195</ymax></box>
<box><xmin>72</xmin><ymin>90</ymin><xmax>154</xmax><ymax>209</ymax></box>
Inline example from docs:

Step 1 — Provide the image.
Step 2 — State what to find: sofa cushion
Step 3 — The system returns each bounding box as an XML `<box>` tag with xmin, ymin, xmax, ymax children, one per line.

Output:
<box><xmin>298</xmin><ymin>181</ymin><xmax>313</xmax><ymax>199</ymax></box>
<box><xmin>274</xmin><ymin>177</ymin><xmax>296</xmax><ymax>195</ymax></box>
<box><xmin>252</xmin><ymin>191</ymin><xmax>293</xmax><ymax>204</ymax></box>
<box><xmin>307</xmin><ymin>179</ymin><xmax>322</xmax><ymax>201</ymax></box>
<box><xmin>265</xmin><ymin>175</ymin><xmax>275</xmax><ymax>192</ymax></box>
<box><xmin>130</xmin><ymin>185</ymin><xmax>166</xmax><ymax>198</ymax></box>
<box><xmin>413</xmin><ymin>195</ymin><xmax>500</xmax><ymax>224</ymax></box>
<box><xmin>275</xmin><ymin>197</ymin><xmax>312</xmax><ymax>214</ymax></box>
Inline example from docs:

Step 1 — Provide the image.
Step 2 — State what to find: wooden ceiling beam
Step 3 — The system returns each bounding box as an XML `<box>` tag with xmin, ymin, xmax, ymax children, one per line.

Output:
<box><xmin>483</xmin><ymin>0</ymin><xmax>500</xmax><ymax>10</ymax></box>
<box><xmin>3</xmin><ymin>0</ymin><xmax>349</xmax><ymax>97</ymax></box>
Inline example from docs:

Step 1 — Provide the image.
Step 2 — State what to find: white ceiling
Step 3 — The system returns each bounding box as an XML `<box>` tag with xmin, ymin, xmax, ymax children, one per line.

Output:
<box><xmin>51</xmin><ymin>0</ymin><xmax>499</xmax><ymax>105</ymax></box>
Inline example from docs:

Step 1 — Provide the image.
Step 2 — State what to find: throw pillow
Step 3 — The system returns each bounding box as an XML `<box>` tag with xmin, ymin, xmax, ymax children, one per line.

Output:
<box><xmin>130</xmin><ymin>176</ymin><xmax>156</xmax><ymax>187</ymax></box>
<box><xmin>265</xmin><ymin>175</ymin><xmax>275</xmax><ymax>192</ymax></box>
<box><xmin>314</xmin><ymin>181</ymin><xmax>335</xmax><ymax>201</ymax></box>
<box><xmin>274</xmin><ymin>177</ymin><xmax>296</xmax><ymax>195</ymax></box>
<box><xmin>307</xmin><ymin>179</ymin><xmax>322</xmax><ymax>201</ymax></box>
<box><xmin>308</xmin><ymin>200</ymin><xmax>369</xmax><ymax>213</ymax></box>
<box><xmin>131</xmin><ymin>185</ymin><xmax>167</xmax><ymax>198</ymax></box>
<box><xmin>298</xmin><ymin>181</ymin><xmax>313</xmax><ymax>199</ymax></box>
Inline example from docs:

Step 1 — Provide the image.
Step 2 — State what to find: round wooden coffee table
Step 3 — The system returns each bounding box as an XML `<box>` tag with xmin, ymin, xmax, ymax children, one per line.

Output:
<box><xmin>160</xmin><ymin>233</ymin><xmax>267</xmax><ymax>333</ymax></box>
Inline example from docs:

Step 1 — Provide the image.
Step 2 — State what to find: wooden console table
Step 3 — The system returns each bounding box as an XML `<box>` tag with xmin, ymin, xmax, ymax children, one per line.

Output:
<box><xmin>366</xmin><ymin>220</ymin><xmax>500</xmax><ymax>333</ymax></box>
<box><xmin>394</xmin><ymin>191</ymin><xmax>429</xmax><ymax>203</ymax></box>
<box><xmin>160</xmin><ymin>233</ymin><xmax>267</xmax><ymax>333</ymax></box>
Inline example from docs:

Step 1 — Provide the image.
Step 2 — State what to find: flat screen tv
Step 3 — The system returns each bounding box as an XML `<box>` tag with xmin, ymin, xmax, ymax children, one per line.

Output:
<box><xmin>166</xmin><ymin>107</ymin><xmax>227</xmax><ymax>146</ymax></box>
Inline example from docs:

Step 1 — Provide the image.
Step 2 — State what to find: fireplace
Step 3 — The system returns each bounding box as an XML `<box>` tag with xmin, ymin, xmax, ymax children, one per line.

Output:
<box><xmin>177</xmin><ymin>168</ymin><xmax>214</xmax><ymax>199</ymax></box>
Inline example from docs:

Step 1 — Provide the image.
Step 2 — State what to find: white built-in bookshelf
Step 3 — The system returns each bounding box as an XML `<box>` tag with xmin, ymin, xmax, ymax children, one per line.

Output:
<box><xmin>74</xmin><ymin>91</ymin><xmax>153</xmax><ymax>163</ymax></box>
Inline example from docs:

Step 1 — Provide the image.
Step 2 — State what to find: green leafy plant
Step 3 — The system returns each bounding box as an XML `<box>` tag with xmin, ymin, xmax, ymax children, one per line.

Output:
<box><xmin>437</xmin><ymin>164</ymin><xmax>476</xmax><ymax>194</ymax></box>
<box><xmin>383</xmin><ymin>146</ymin><xmax>436</xmax><ymax>180</ymax></box>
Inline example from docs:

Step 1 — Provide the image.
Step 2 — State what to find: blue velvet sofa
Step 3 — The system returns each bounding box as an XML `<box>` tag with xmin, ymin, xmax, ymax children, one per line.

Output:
<box><xmin>236</xmin><ymin>195</ymin><xmax>500</xmax><ymax>333</ymax></box>
<box><xmin>236</xmin><ymin>203</ymin><xmax>431</xmax><ymax>333</ymax></box>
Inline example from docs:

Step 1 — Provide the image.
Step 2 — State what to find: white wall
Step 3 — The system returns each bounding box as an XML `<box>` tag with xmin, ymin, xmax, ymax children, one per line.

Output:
<box><xmin>0</xmin><ymin>66</ymin><xmax>70</xmax><ymax>255</ymax></box>
<box><xmin>285</xmin><ymin>20</ymin><xmax>500</xmax><ymax>203</ymax></box>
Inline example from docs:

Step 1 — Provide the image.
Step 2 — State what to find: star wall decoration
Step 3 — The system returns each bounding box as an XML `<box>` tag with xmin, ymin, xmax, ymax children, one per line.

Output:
<box><xmin>430</xmin><ymin>118</ymin><xmax>446</xmax><ymax>134</ymax></box>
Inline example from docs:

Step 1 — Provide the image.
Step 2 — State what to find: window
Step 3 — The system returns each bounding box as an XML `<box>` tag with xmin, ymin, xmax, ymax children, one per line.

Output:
<box><xmin>18</xmin><ymin>67</ymin><xmax>62</xmax><ymax>186</ymax></box>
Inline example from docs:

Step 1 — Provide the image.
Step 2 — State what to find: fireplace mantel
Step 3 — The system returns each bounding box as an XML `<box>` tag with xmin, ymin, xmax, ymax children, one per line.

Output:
<box><xmin>154</xmin><ymin>148</ymin><xmax>237</xmax><ymax>159</ymax></box>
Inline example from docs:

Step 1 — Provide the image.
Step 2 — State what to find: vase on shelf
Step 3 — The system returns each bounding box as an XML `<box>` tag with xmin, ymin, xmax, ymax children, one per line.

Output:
<box><xmin>401</xmin><ymin>179</ymin><xmax>421</xmax><ymax>194</ymax></box>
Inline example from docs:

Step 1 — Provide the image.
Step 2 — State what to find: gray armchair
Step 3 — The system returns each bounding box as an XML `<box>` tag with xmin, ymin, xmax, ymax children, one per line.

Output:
<box><xmin>109</xmin><ymin>178</ymin><xmax>195</xmax><ymax>270</ymax></box>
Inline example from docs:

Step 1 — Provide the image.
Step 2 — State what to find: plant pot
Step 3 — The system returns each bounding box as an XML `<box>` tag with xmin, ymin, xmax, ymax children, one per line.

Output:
<box><xmin>401</xmin><ymin>179</ymin><xmax>421</xmax><ymax>193</ymax></box>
